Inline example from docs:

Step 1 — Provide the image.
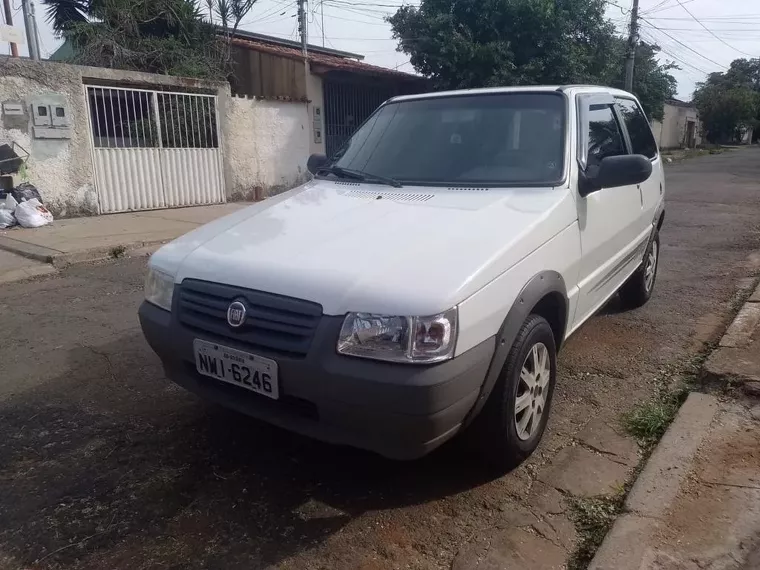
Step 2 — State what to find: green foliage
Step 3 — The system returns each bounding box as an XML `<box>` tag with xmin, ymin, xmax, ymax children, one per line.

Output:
<box><xmin>612</xmin><ymin>42</ymin><xmax>677</xmax><ymax>122</ymax></box>
<box><xmin>388</xmin><ymin>0</ymin><xmax>618</xmax><ymax>88</ymax></box>
<box><xmin>622</xmin><ymin>392</ymin><xmax>682</xmax><ymax>449</ymax></box>
<box><xmin>42</xmin><ymin>0</ymin><xmax>257</xmax><ymax>80</ymax></box>
<box><xmin>388</xmin><ymin>0</ymin><xmax>677</xmax><ymax>119</ymax></box>
<box><xmin>694</xmin><ymin>84</ymin><xmax>759</xmax><ymax>144</ymax></box>
<box><xmin>694</xmin><ymin>58</ymin><xmax>760</xmax><ymax>143</ymax></box>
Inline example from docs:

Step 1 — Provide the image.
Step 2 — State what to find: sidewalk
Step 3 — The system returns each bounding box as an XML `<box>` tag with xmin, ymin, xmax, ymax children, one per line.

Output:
<box><xmin>0</xmin><ymin>203</ymin><xmax>252</xmax><ymax>268</ymax></box>
<box><xmin>591</xmin><ymin>281</ymin><xmax>760</xmax><ymax>570</ymax></box>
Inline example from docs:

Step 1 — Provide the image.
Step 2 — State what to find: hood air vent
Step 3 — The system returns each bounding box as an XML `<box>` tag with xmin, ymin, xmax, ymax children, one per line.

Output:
<box><xmin>342</xmin><ymin>189</ymin><xmax>435</xmax><ymax>202</ymax></box>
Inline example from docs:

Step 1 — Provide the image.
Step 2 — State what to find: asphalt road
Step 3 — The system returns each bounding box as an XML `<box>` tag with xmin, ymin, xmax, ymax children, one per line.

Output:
<box><xmin>2</xmin><ymin>148</ymin><xmax>760</xmax><ymax>570</ymax></box>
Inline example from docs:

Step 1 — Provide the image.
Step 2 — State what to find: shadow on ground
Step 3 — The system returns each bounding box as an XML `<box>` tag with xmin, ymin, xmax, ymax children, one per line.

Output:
<box><xmin>0</xmin><ymin>332</ymin><xmax>500</xmax><ymax>569</ymax></box>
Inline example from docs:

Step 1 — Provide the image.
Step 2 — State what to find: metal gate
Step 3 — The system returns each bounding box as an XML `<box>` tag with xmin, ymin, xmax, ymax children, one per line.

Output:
<box><xmin>85</xmin><ymin>86</ymin><xmax>225</xmax><ymax>213</ymax></box>
<box><xmin>323</xmin><ymin>80</ymin><xmax>400</xmax><ymax>157</ymax></box>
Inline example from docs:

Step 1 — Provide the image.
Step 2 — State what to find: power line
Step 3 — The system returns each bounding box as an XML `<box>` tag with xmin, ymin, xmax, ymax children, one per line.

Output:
<box><xmin>673</xmin><ymin>0</ymin><xmax>756</xmax><ymax>57</ymax></box>
<box><xmin>322</xmin><ymin>12</ymin><xmax>391</xmax><ymax>26</ymax></box>
<box><xmin>640</xmin><ymin>17</ymin><xmax>728</xmax><ymax>70</ymax></box>
<box><xmin>642</xmin><ymin>0</ymin><xmax>672</xmax><ymax>15</ymax></box>
<box><xmin>640</xmin><ymin>29</ymin><xmax>710</xmax><ymax>75</ymax></box>
<box><xmin>644</xmin><ymin>0</ymin><xmax>696</xmax><ymax>15</ymax></box>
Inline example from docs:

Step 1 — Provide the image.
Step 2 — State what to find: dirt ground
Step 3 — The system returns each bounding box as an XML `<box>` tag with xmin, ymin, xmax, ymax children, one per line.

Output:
<box><xmin>646</xmin><ymin>401</ymin><xmax>760</xmax><ymax>570</ymax></box>
<box><xmin>2</xmin><ymin>148</ymin><xmax>760</xmax><ymax>570</ymax></box>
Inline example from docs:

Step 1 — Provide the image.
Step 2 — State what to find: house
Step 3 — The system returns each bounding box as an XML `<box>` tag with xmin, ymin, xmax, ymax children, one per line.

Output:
<box><xmin>651</xmin><ymin>98</ymin><xmax>703</xmax><ymax>150</ymax></box>
<box><xmin>51</xmin><ymin>30</ymin><xmax>428</xmax><ymax>157</ymax></box>
<box><xmin>228</xmin><ymin>30</ymin><xmax>426</xmax><ymax>156</ymax></box>
<box><xmin>2</xmin><ymin>33</ymin><xmax>426</xmax><ymax>217</ymax></box>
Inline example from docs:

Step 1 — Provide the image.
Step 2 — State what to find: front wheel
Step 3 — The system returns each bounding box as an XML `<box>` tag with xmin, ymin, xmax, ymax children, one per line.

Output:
<box><xmin>619</xmin><ymin>230</ymin><xmax>660</xmax><ymax>309</ymax></box>
<box><xmin>470</xmin><ymin>314</ymin><xmax>558</xmax><ymax>473</ymax></box>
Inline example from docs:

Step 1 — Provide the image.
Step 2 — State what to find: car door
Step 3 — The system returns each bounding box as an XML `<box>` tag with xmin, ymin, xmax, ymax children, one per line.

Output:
<box><xmin>572</xmin><ymin>94</ymin><xmax>647</xmax><ymax>329</ymax></box>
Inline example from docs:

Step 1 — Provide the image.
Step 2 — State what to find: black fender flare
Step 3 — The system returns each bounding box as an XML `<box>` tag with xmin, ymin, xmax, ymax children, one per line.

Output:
<box><xmin>463</xmin><ymin>270</ymin><xmax>568</xmax><ymax>426</ymax></box>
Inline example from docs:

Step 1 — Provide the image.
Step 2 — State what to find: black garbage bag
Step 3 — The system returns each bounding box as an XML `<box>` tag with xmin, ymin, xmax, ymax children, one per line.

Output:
<box><xmin>11</xmin><ymin>182</ymin><xmax>42</xmax><ymax>204</ymax></box>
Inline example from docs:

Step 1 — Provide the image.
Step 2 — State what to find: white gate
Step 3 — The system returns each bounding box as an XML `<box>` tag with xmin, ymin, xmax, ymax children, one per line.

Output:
<box><xmin>85</xmin><ymin>86</ymin><xmax>225</xmax><ymax>213</ymax></box>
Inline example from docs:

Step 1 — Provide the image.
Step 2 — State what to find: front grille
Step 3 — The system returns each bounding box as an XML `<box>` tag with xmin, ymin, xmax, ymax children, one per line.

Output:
<box><xmin>177</xmin><ymin>280</ymin><xmax>322</xmax><ymax>357</ymax></box>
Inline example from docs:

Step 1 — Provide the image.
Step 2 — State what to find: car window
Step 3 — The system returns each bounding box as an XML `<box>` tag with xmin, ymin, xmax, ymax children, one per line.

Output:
<box><xmin>586</xmin><ymin>104</ymin><xmax>626</xmax><ymax>167</ymax></box>
<box><xmin>615</xmin><ymin>98</ymin><xmax>658</xmax><ymax>159</ymax></box>
<box><xmin>328</xmin><ymin>93</ymin><xmax>566</xmax><ymax>187</ymax></box>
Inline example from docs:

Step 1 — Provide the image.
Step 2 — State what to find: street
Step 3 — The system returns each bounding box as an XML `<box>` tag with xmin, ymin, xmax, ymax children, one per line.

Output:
<box><xmin>2</xmin><ymin>148</ymin><xmax>760</xmax><ymax>570</ymax></box>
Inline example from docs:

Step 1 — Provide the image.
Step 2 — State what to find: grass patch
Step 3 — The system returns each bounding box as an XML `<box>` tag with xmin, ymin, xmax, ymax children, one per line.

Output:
<box><xmin>622</xmin><ymin>391</ymin><xmax>684</xmax><ymax>449</ymax></box>
<box><xmin>567</xmin><ymin>494</ymin><xmax>625</xmax><ymax>570</ymax></box>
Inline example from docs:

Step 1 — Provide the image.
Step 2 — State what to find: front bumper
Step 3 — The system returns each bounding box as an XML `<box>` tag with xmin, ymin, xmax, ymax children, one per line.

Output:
<box><xmin>139</xmin><ymin>301</ymin><xmax>495</xmax><ymax>460</ymax></box>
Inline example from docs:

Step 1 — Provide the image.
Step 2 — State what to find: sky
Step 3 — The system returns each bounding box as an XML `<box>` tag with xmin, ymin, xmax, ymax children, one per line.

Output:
<box><xmin>5</xmin><ymin>0</ymin><xmax>760</xmax><ymax>101</ymax></box>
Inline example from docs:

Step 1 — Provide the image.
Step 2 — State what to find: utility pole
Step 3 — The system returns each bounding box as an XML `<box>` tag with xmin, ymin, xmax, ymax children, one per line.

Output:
<box><xmin>320</xmin><ymin>0</ymin><xmax>325</xmax><ymax>47</ymax></box>
<box><xmin>298</xmin><ymin>0</ymin><xmax>307</xmax><ymax>57</ymax></box>
<box><xmin>20</xmin><ymin>0</ymin><xmax>40</xmax><ymax>60</ymax></box>
<box><xmin>2</xmin><ymin>0</ymin><xmax>18</xmax><ymax>56</ymax></box>
<box><xmin>624</xmin><ymin>0</ymin><xmax>639</xmax><ymax>92</ymax></box>
<box><xmin>298</xmin><ymin>0</ymin><xmax>310</xmax><ymax>99</ymax></box>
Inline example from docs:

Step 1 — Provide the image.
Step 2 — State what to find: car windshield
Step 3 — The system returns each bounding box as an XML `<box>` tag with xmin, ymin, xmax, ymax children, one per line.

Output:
<box><xmin>327</xmin><ymin>92</ymin><xmax>566</xmax><ymax>187</ymax></box>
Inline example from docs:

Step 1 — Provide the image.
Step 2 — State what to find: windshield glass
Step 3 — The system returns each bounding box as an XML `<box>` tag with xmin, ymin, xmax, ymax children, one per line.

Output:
<box><xmin>327</xmin><ymin>92</ymin><xmax>566</xmax><ymax>187</ymax></box>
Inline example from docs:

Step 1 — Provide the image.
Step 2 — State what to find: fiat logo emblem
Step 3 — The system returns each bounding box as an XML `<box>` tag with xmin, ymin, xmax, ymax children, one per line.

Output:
<box><xmin>227</xmin><ymin>301</ymin><xmax>247</xmax><ymax>328</ymax></box>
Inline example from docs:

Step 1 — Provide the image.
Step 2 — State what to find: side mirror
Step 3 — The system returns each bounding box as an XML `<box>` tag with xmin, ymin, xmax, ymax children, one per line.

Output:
<box><xmin>580</xmin><ymin>154</ymin><xmax>653</xmax><ymax>196</ymax></box>
<box><xmin>307</xmin><ymin>153</ymin><xmax>329</xmax><ymax>175</ymax></box>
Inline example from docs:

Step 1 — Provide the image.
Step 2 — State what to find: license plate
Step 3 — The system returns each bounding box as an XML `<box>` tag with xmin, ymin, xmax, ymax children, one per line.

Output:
<box><xmin>193</xmin><ymin>339</ymin><xmax>279</xmax><ymax>400</ymax></box>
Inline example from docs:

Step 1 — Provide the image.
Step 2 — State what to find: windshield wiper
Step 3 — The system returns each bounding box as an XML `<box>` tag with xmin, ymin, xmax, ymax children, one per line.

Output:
<box><xmin>318</xmin><ymin>165</ymin><xmax>403</xmax><ymax>188</ymax></box>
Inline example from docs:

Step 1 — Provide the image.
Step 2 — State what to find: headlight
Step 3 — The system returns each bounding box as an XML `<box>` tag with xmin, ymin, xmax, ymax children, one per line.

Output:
<box><xmin>144</xmin><ymin>267</ymin><xmax>175</xmax><ymax>311</ymax></box>
<box><xmin>337</xmin><ymin>308</ymin><xmax>457</xmax><ymax>364</ymax></box>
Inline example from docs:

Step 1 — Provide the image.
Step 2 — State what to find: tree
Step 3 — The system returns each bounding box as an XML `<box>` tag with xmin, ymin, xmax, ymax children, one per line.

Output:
<box><xmin>388</xmin><ymin>0</ymin><xmax>677</xmax><ymax>120</ymax></box>
<box><xmin>612</xmin><ymin>41</ymin><xmax>677</xmax><ymax>122</ymax></box>
<box><xmin>693</xmin><ymin>84</ymin><xmax>758</xmax><ymax>144</ymax></box>
<box><xmin>42</xmin><ymin>0</ymin><xmax>257</xmax><ymax>80</ymax></box>
<box><xmin>693</xmin><ymin>58</ymin><xmax>760</xmax><ymax>143</ymax></box>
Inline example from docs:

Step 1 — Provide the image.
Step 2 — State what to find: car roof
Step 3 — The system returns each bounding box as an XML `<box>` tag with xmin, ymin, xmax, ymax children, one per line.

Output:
<box><xmin>389</xmin><ymin>85</ymin><xmax>636</xmax><ymax>103</ymax></box>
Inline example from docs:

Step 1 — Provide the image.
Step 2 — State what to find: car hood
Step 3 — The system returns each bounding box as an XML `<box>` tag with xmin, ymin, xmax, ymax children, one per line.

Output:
<box><xmin>152</xmin><ymin>180</ymin><xmax>576</xmax><ymax>316</ymax></box>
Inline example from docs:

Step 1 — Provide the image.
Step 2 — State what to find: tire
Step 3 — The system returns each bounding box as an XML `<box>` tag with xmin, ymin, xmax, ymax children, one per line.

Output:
<box><xmin>470</xmin><ymin>314</ymin><xmax>558</xmax><ymax>473</ymax></box>
<box><xmin>619</xmin><ymin>230</ymin><xmax>660</xmax><ymax>310</ymax></box>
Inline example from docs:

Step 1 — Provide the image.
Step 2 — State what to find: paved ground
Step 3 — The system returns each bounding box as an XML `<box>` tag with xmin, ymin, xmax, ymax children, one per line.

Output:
<box><xmin>2</xmin><ymin>149</ymin><xmax>760</xmax><ymax>570</ymax></box>
<box><xmin>0</xmin><ymin>203</ymin><xmax>250</xmax><ymax>267</ymax></box>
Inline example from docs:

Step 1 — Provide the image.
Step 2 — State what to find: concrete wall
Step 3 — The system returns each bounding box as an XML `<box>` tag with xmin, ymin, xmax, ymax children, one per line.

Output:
<box><xmin>307</xmin><ymin>71</ymin><xmax>326</xmax><ymax>156</ymax></box>
<box><xmin>652</xmin><ymin>103</ymin><xmax>703</xmax><ymax>150</ymax></box>
<box><xmin>0</xmin><ymin>59</ymin><xmax>97</xmax><ymax>217</ymax></box>
<box><xmin>0</xmin><ymin>57</ymin><xmax>230</xmax><ymax>217</ymax></box>
<box><xmin>225</xmin><ymin>95</ymin><xmax>310</xmax><ymax>200</ymax></box>
<box><xmin>0</xmin><ymin>57</ymin><xmax>320</xmax><ymax>216</ymax></box>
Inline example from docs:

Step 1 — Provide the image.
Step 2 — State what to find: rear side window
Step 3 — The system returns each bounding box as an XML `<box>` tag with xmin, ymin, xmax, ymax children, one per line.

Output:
<box><xmin>615</xmin><ymin>98</ymin><xmax>658</xmax><ymax>159</ymax></box>
<box><xmin>586</xmin><ymin>104</ymin><xmax>626</xmax><ymax>167</ymax></box>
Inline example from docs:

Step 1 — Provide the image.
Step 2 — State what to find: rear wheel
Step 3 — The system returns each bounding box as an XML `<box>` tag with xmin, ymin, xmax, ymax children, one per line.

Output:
<box><xmin>471</xmin><ymin>314</ymin><xmax>557</xmax><ymax>472</ymax></box>
<box><xmin>619</xmin><ymin>231</ymin><xmax>660</xmax><ymax>309</ymax></box>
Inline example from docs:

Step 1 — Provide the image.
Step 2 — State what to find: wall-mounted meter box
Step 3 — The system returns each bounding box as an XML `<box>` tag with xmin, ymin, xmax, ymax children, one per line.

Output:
<box><xmin>30</xmin><ymin>94</ymin><xmax>72</xmax><ymax>139</ymax></box>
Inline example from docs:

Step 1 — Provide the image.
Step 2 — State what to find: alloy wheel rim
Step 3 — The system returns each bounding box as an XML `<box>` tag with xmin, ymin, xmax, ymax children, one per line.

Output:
<box><xmin>645</xmin><ymin>241</ymin><xmax>658</xmax><ymax>292</ymax></box>
<box><xmin>514</xmin><ymin>342</ymin><xmax>551</xmax><ymax>441</ymax></box>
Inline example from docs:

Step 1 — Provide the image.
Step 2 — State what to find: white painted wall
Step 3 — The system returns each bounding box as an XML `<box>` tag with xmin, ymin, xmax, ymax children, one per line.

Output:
<box><xmin>0</xmin><ymin>65</ymin><xmax>98</xmax><ymax>217</ymax></box>
<box><xmin>652</xmin><ymin>103</ymin><xmax>703</xmax><ymax>149</ymax></box>
<box><xmin>225</xmin><ymin>96</ymin><xmax>310</xmax><ymax>200</ymax></box>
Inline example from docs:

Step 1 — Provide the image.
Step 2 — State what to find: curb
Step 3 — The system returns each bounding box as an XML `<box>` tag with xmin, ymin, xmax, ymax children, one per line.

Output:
<box><xmin>704</xmin><ymin>280</ymin><xmax>760</xmax><ymax>386</ymax></box>
<box><xmin>0</xmin><ymin>236</ymin><xmax>169</xmax><ymax>268</ymax></box>
<box><xmin>0</xmin><ymin>235</ymin><xmax>57</xmax><ymax>263</ymax></box>
<box><xmin>588</xmin><ymin>393</ymin><xmax>720</xmax><ymax>570</ymax></box>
